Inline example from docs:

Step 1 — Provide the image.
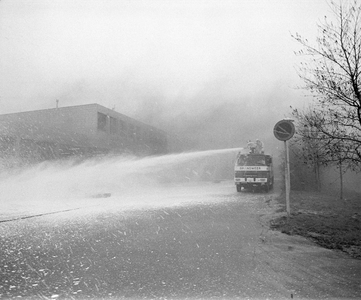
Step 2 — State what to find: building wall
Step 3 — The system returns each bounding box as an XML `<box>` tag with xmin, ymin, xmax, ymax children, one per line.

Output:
<box><xmin>93</xmin><ymin>104</ymin><xmax>168</xmax><ymax>155</ymax></box>
<box><xmin>0</xmin><ymin>104</ymin><xmax>98</xmax><ymax>145</ymax></box>
<box><xmin>0</xmin><ymin>104</ymin><xmax>169</xmax><ymax>165</ymax></box>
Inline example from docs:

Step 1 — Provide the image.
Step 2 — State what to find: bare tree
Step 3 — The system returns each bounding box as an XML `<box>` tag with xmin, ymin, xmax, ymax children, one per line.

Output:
<box><xmin>291</xmin><ymin>106</ymin><xmax>352</xmax><ymax>196</ymax></box>
<box><xmin>292</xmin><ymin>0</ymin><xmax>361</xmax><ymax>169</ymax></box>
<box><xmin>290</xmin><ymin>106</ymin><xmax>330</xmax><ymax>190</ymax></box>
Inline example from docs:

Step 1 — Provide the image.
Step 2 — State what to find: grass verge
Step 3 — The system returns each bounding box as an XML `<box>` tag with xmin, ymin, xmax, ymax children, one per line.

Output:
<box><xmin>270</xmin><ymin>190</ymin><xmax>361</xmax><ymax>259</ymax></box>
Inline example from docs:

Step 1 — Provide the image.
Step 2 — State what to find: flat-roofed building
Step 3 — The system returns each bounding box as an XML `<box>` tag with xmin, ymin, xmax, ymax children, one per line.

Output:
<box><xmin>0</xmin><ymin>103</ymin><xmax>168</xmax><ymax>165</ymax></box>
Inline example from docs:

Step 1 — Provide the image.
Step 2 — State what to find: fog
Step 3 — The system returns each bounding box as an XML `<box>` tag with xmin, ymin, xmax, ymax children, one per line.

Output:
<box><xmin>0</xmin><ymin>0</ymin><xmax>331</xmax><ymax>152</ymax></box>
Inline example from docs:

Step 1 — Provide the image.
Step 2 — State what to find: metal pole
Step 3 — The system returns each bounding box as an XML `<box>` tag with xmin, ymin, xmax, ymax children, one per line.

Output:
<box><xmin>285</xmin><ymin>140</ymin><xmax>291</xmax><ymax>218</ymax></box>
<box><xmin>339</xmin><ymin>158</ymin><xmax>343</xmax><ymax>200</ymax></box>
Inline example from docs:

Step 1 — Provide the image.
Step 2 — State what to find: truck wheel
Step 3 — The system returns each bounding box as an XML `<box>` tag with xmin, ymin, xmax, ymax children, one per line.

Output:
<box><xmin>236</xmin><ymin>185</ymin><xmax>242</xmax><ymax>192</ymax></box>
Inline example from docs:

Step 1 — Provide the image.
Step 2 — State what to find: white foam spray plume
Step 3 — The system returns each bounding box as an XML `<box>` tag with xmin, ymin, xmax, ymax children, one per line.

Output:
<box><xmin>0</xmin><ymin>148</ymin><xmax>242</xmax><ymax>219</ymax></box>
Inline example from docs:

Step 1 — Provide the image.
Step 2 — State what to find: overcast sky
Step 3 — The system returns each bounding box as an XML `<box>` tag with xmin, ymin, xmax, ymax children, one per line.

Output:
<box><xmin>0</xmin><ymin>0</ymin><xmax>333</xmax><ymax>150</ymax></box>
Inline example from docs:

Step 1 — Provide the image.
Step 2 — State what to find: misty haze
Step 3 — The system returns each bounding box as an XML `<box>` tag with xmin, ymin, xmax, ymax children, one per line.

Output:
<box><xmin>1</xmin><ymin>1</ymin><xmax>361</xmax><ymax>299</ymax></box>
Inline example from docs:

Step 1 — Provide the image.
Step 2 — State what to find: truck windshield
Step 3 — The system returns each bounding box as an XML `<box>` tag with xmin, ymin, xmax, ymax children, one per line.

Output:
<box><xmin>237</xmin><ymin>155</ymin><xmax>266</xmax><ymax>166</ymax></box>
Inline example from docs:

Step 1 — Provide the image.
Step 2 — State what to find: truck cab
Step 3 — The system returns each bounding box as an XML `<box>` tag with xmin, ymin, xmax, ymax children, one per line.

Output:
<box><xmin>234</xmin><ymin>150</ymin><xmax>274</xmax><ymax>192</ymax></box>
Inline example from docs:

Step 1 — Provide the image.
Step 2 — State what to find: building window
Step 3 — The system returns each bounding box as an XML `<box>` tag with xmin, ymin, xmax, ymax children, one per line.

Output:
<box><xmin>97</xmin><ymin>112</ymin><xmax>107</xmax><ymax>131</ymax></box>
<box><xmin>128</xmin><ymin>124</ymin><xmax>135</xmax><ymax>139</ymax></box>
<box><xmin>118</xmin><ymin>119</ymin><xmax>126</xmax><ymax>136</ymax></box>
<box><xmin>135</xmin><ymin>126</ymin><xmax>141</xmax><ymax>141</ymax></box>
<box><xmin>110</xmin><ymin>117</ymin><xmax>117</xmax><ymax>134</ymax></box>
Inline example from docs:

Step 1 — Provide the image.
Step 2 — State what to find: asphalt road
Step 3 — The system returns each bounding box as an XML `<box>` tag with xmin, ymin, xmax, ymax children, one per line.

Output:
<box><xmin>1</xmin><ymin>181</ymin><xmax>361</xmax><ymax>299</ymax></box>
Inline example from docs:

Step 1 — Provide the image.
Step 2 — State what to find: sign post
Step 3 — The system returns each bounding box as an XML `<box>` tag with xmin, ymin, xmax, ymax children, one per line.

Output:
<box><xmin>273</xmin><ymin>119</ymin><xmax>295</xmax><ymax>218</ymax></box>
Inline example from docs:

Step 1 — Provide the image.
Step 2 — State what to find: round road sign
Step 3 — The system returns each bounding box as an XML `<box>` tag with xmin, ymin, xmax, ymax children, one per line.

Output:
<box><xmin>273</xmin><ymin>120</ymin><xmax>295</xmax><ymax>141</ymax></box>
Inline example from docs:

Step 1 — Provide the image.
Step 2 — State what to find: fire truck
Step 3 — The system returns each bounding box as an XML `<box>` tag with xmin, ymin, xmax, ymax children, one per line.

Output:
<box><xmin>234</xmin><ymin>140</ymin><xmax>274</xmax><ymax>192</ymax></box>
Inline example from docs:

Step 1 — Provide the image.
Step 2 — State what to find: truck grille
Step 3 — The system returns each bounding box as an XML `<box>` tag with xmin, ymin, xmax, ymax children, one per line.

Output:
<box><xmin>235</xmin><ymin>171</ymin><xmax>268</xmax><ymax>178</ymax></box>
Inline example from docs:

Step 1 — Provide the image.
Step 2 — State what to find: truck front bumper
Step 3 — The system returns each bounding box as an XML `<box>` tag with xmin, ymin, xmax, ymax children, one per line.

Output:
<box><xmin>234</xmin><ymin>178</ymin><xmax>268</xmax><ymax>184</ymax></box>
